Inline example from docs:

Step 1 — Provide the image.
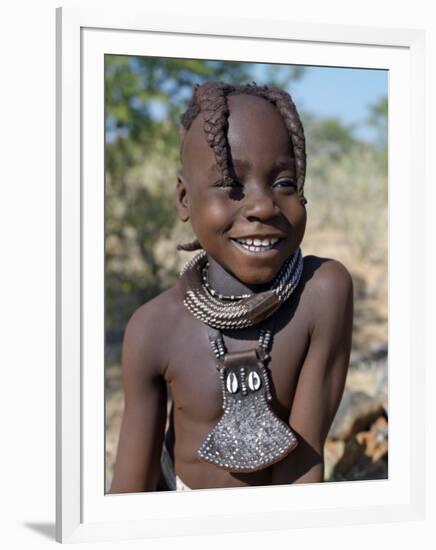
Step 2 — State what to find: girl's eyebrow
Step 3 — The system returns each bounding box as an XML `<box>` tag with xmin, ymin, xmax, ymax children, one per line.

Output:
<box><xmin>207</xmin><ymin>157</ymin><xmax>295</xmax><ymax>177</ymax></box>
<box><xmin>272</xmin><ymin>158</ymin><xmax>295</xmax><ymax>171</ymax></box>
<box><xmin>231</xmin><ymin>159</ymin><xmax>251</xmax><ymax>171</ymax></box>
<box><xmin>231</xmin><ymin>158</ymin><xmax>295</xmax><ymax>171</ymax></box>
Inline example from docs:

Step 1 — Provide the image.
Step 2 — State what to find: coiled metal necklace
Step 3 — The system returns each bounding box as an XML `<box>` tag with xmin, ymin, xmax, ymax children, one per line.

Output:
<box><xmin>180</xmin><ymin>247</ymin><xmax>304</xmax><ymax>330</ymax></box>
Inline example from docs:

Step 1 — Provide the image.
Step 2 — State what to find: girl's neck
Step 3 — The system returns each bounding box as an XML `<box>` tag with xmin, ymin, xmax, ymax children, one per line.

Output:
<box><xmin>206</xmin><ymin>255</ymin><xmax>270</xmax><ymax>296</ymax></box>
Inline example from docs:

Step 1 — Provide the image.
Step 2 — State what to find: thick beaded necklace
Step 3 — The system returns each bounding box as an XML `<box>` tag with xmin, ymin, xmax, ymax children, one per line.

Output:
<box><xmin>180</xmin><ymin>247</ymin><xmax>304</xmax><ymax>330</ymax></box>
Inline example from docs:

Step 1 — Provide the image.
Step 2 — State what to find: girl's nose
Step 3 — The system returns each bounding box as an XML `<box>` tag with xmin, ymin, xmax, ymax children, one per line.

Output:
<box><xmin>241</xmin><ymin>186</ymin><xmax>279</xmax><ymax>222</ymax></box>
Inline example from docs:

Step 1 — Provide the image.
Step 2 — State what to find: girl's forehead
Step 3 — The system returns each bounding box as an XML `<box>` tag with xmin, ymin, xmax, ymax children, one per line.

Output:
<box><xmin>181</xmin><ymin>94</ymin><xmax>291</xmax><ymax>173</ymax></box>
<box><xmin>227</xmin><ymin>93</ymin><xmax>278</xmax><ymax>117</ymax></box>
<box><xmin>226</xmin><ymin>95</ymin><xmax>290</xmax><ymax>150</ymax></box>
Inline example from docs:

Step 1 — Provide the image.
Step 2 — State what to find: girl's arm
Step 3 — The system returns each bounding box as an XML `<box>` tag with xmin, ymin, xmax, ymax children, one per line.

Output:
<box><xmin>272</xmin><ymin>259</ymin><xmax>353</xmax><ymax>484</ymax></box>
<box><xmin>108</xmin><ymin>303</ymin><xmax>168</xmax><ymax>493</ymax></box>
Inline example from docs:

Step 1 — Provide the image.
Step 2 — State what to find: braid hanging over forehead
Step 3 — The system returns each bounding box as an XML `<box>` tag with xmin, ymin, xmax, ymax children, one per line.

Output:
<box><xmin>177</xmin><ymin>81</ymin><xmax>307</xmax><ymax>252</ymax></box>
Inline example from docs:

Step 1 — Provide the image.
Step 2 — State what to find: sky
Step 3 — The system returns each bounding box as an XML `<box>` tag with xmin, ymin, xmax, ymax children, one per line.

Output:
<box><xmin>111</xmin><ymin>57</ymin><xmax>388</xmax><ymax>146</ymax></box>
<box><xmin>252</xmin><ymin>64</ymin><xmax>388</xmax><ymax>143</ymax></box>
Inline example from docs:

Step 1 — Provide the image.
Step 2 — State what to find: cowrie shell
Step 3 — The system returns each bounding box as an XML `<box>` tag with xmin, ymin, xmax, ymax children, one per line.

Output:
<box><xmin>248</xmin><ymin>371</ymin><xmax>261</xmax><ymax>391</ymax></box>
<box><xmin>226</xmin><ymin>372</ymin><xmax>239</xmax><ymax>393</ymax></box>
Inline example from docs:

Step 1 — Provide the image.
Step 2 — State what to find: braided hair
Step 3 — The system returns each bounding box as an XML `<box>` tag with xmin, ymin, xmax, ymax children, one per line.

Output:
<box><xmin>177</xmin><ymin>81</ymin><xmax>307</xmax><ymax>252</ymax></box>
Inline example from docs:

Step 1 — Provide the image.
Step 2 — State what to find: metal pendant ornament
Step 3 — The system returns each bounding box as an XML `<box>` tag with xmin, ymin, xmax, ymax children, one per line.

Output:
<box><xmin>197</xmin><ymin>335</ymin><xmax>298</xmax><ymax>472</ymax></box>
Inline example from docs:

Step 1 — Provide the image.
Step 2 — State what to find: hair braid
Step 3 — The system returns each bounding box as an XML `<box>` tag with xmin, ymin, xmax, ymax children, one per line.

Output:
<box><xmin>195</xmin><ymin>81</ymin><xmax>233</xmax><ymax>184</ymax></box>
<box><xmin>261</xmin><ymin>87</ymin><xmax>307</xmax><ymax>205</ymax></box>
<box><xmin>177</xmin><ymin>81</ymin><xmax>307</xmax><ymax>251</ymax></box>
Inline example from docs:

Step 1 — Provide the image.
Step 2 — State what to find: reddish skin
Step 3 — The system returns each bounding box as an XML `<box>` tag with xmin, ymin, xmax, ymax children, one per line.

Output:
<box><xmin>109</xmin><ymin>95</ymin><xmax>353</xmax><ymax>493</ymax></box>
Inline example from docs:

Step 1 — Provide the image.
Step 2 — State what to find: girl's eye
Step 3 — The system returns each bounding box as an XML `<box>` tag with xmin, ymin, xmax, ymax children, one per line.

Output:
<box><xmin>273</xmin><ymin>179</ymin><xmax>297</xmax><ymax>190</ymax></box>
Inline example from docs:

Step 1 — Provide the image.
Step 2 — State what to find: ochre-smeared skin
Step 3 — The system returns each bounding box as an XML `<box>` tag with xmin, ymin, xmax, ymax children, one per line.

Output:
<box><xmin>108</xmin><ymin>94</ymin><xmax>353</xmax><ymax>493</ymax></box>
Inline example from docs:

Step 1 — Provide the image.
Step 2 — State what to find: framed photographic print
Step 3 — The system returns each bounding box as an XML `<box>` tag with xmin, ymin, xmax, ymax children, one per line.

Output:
<box><xmin>56</xmin><ymin>5</ymin><xmax>426</xmax><ymax>543</ymax></box>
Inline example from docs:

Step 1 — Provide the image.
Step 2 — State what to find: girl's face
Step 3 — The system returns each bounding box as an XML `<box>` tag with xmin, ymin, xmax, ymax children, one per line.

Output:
<box><xmin>177</xmin><ymin>94</ymin><xmax>306</xmax><ymax>286</ymax></box>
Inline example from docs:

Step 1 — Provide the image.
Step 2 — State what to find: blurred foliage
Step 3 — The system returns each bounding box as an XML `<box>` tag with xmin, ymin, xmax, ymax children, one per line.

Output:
<box><xmin>306</xmin><ymin>144</ymin><xmax>387</xmax><ymax>261</ymax></box>
<box><xmin>366</xmin><ymin>96</ymin><xmax>388</xmax><ymax>149</ymax></box>
<box><xmin>302</xmin><ymin>95</ymin><xmax>387</xmax><ymax>262</ymax></box>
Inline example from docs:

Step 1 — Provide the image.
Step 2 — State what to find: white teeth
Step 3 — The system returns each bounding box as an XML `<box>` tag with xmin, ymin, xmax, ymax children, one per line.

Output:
<box><xmin>235</xmin><ymin>237</ymin><xmax>279</xmax><ymax>246</ymax></box>
<box><xmin>234</xmin><ymin>237</ymin><xmax>281</xmax><ymax>253</ymax></box>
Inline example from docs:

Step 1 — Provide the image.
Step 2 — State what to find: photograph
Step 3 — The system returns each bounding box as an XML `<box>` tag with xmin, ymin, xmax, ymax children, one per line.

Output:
<box><xmin>104</xmin><ymin>56</ymin><xmax>389</xmax><ymax>493</ymax></box>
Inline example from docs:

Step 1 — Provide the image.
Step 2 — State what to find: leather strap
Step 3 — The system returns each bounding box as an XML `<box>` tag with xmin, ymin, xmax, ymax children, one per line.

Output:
<box><xmin>205</xmin><ymin>315</ymin><xmax>277</xmax><ymax>368</ymax></box>
<box><xmin>223</xmin><ymin>349</ymin><xmax>259</xmax><ymax>368</ymax></box>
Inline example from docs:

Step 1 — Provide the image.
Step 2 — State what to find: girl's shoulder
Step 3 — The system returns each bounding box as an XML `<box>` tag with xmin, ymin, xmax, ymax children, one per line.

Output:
<box><xmin>120</xmin><ymin>281</ymin><xmax>188</xmax><ymax>377</ymax></box>
<box><xmin>302</xmin><ymin>254</ymin><xmax>353</xmax><ymax>290</ymax></box>
<box><xmin>126</xmin><ymin>281</ymin><xmax>186</xmax><ymax>335</ymax></box>
<box><xmin>301</xmin><ymin>254</ymin><xmax>353</xmax><ymax>317</ymax></box>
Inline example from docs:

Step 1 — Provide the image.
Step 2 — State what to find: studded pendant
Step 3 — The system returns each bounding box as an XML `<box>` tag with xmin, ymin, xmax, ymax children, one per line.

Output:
<box><xmin>197</xmin><ymin>342</ymin><xmax>299</xmax><ymax>472</ymax></box>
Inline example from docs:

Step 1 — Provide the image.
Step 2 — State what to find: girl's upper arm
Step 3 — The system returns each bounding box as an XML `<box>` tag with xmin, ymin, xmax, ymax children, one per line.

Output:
<box><xmin>273</xmin><ymin>259</ymin><xmax>353</xmax><ymax>484</ymax></box>
<box><xmin>108</xmin><ymin>303</ymin><xmax>168</xmax><ymax>494</ymax></box>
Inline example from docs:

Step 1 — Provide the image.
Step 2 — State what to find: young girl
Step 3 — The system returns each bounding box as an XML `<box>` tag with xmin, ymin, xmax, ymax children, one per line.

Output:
<box><xmin>109</xmin><ymin>81</ymin><xmax>353</xmax><ymax>492</ymax></box>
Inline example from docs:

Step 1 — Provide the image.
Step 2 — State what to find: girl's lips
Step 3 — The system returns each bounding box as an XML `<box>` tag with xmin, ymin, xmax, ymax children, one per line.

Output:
<box><xmin>230</xmin><ymin>237</ymin><xmax>283</xmax><ymax>255</ymax></box>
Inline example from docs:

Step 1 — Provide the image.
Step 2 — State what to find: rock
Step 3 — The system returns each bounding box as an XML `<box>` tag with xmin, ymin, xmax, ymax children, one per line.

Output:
<box><xmin>330</xmin><ymin>416</ymin><xmax>388</xmax><ymax>482</ymax></box>
<box><xmin>328</xmin><ymin>389</ymin><xmax>386</xmax><ymax>441</ymax></box>
<box><xmin>369</xmin><ymin>342</ymin><xmax>388</xmax><ymax>359</ymax></box>
<box><xmin>356</xmin><ymin>416</ymin><xmax>388</xmax><ymax>463</ymax></box>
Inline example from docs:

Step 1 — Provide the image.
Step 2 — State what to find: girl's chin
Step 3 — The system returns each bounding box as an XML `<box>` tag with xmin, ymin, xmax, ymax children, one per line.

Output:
<box><xmin>234</xmin><ymin>268</ymin><xmax>279</xmax><ymax>289</ymax></box>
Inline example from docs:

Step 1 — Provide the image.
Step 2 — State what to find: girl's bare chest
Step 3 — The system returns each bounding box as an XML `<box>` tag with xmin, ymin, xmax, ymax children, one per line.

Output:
<box><xmin>164</xmin><ymin>319</ymin><xmax>310</xmax><ymax>422</ymax></box>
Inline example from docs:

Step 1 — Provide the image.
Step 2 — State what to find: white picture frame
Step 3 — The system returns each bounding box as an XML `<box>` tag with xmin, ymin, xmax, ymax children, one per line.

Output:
<box><xmin>56</xmin><ymin>5</ymin><xmax>426</xmax><ymax>544</ymax></box>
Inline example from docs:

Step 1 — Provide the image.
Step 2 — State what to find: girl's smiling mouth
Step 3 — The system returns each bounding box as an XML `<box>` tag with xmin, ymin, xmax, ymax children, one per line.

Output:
<box><xmin>230</xmin><ymin>236</ymin><xmax>284</xmax><ymax>254</ymax></box>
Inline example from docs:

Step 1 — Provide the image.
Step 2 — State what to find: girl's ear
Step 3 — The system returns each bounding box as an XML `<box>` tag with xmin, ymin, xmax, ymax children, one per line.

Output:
<box><xmin>176</xmin><ymin>174</ymin><xmax>190</xmax><ymax>222</ymax></box>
